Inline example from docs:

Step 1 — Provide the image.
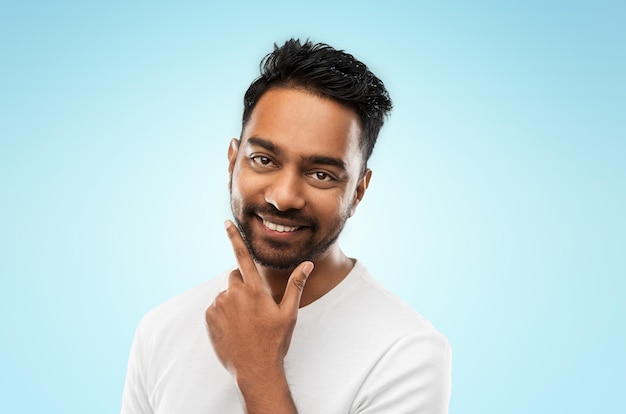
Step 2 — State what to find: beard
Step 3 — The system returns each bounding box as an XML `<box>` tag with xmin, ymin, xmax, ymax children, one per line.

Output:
<box><xmin>231</xmin><ymin>199</ymin><xmax>350</xmax><ymax>270</ymax></box>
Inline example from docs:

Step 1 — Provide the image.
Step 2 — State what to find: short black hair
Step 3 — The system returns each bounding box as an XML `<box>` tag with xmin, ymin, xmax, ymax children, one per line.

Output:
<box><xmin>242</xmin><ymin>39</ymin><xmax>393</xmax><ymax>168</ymax></box>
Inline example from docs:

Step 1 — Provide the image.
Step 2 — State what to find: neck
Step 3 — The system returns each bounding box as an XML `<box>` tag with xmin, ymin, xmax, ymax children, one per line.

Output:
<box><xmin>257</xmin><ymin>244</ymin><xmax>355</xmax><ymax>307</ymax></box>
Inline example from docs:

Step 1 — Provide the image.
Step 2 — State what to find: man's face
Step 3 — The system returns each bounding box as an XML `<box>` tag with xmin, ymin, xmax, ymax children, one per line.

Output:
<box><xmin>228</xmin><ymin>88</ymin><xmax>370</xmax><ymax>270</ymax></box>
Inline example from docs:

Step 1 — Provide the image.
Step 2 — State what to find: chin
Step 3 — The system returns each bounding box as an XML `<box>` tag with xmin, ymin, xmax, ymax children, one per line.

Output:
<box><xmin>249</xmin><ymin>247</ymin><xmax>310</xmax><ymax>270</ymax></box>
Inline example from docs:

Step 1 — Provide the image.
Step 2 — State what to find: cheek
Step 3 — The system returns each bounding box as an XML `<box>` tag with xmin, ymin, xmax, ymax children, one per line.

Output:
<box><xmin>231</xmin><ymin>169</ymin><xmax>265</xmax><ymax>203</ymax></box>
<box><xmin>318</xmin><ymin>192</ymin><xmax>352</xmax><ymax>220</ymax></box>
<box><xmin>229</xmin><ymin>171</ymin><xmax>245</xmax><ymax>206</ymax></box>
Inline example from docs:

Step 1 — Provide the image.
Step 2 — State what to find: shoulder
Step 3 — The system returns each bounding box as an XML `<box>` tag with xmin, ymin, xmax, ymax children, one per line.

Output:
<box><xmin>299</xmin><ymin>260</ymin><xmax>450</xmax><ymax>360</ymax></box>
<box><xmin>291</xmin><ymin>261</ymin><xmax>451</xmax><ymax>412</ymax></box>
<box><xmin>347</xmin><ymin>262</ymin><xmax>452</xmax><ymax>412</ymax></box>
<box><xmin>355</xmin><ymin>261</ymin><xmax>452</xmax><ymax>370</ymax></box>
<box><xmin>344</xmin><ymin>261</ymin><xmax>443</xmax><ymax>336</ymax></box>
<box><xmin>134</xmin><ymin>271</ymin><xmax>229</xmax><ymax>344</ymax></box>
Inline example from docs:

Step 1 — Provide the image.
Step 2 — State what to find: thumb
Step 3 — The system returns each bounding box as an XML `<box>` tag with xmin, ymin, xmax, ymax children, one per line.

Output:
<box><xmin>280</xmin><ymin>261</ymin><xmax>314</xmax><ymax>312</ymax></box>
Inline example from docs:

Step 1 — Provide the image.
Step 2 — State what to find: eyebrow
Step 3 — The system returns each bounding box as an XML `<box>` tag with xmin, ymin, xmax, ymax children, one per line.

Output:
<box><xmin>246</xmin><ymin>136</ymin><xmax>347</xmax><ymax>171</ymax></box>
<box><xmin>305</xmin><ymin>155</ymin><xmax>347</xmax><ymax>171</ymax></box>
<box><xmin>246</xmin><ymin>137</ymin><xmax>279</xmax><ymax>154</ymax></box>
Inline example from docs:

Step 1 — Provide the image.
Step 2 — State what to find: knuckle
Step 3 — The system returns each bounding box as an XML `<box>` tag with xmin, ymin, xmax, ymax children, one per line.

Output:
<box><xmin>225</xmin><ymin>224</ymin><xmax>238</xmax><ymax>237</ymax></box>
<box><xmin>233</xmin><ymin>246</ymin><xmax>249</xmax><ymax>259</ymax></box>
<box><xmin>229</xmin><ymin>270</ymin><xmax>243</xmax><ymax>283</ymax></box>
<box><xmin>293</xmin><ymin>277</ymin><xmax>306</xmax><ymax>291</ymax></box>
<box><xmin>228</xmin><ymin>282</ymin><xmax>243</xmax><ymax>295</ymax></box>
<box><xmin>213</xmin><ymin>291</ymin><xmax>228</xmax><ymax>306</ymax></box>
<box><xmin>205</xmin><ymin>307</ymin><xmax>217</xmax><ymax>324</ymax></box>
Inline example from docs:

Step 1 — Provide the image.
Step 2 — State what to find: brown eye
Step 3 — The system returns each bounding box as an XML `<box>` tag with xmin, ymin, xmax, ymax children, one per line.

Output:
<box><xmin>251</xmin><ymin>156</ymin><xmax>275</xmax><ymax>167</ymax></box>
<box><xmin>309</xmin><ymin>171</ymin><xmax>336</xmax><ymax>183</ymax></box>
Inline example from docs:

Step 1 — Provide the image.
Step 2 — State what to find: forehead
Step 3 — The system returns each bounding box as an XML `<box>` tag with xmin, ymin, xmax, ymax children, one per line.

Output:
<box><xmin>242</xmin><ymin>88</ymin><xmax>363</xmax><ymax>167</ymax></box>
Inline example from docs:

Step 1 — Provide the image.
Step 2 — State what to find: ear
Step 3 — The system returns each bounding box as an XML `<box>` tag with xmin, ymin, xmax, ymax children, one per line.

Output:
<box><xmin>227</xmin><ymin>138</ymin><xmax>240</xmax><ymax>175</ymax></box>
<box><xmin>227</xmin><ymin>138</ymin><xmax>240</xmax><ymax>190</ymax></box>
<box><xmin>349</xmin><ymin>169</ymin><xmax>372</xmax><ymax>217</ymax></box>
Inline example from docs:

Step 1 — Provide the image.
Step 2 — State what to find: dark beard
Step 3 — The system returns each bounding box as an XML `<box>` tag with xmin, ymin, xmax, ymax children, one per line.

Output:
<box><xmin>233</xmin><ymin>202</ymin><xmax>348</xmax><ymax>270</ymax></box>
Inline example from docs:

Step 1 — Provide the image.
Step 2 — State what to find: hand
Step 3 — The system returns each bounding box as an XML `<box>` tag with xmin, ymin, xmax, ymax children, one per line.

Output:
<box><xmin>206</xmin><ymin>220</ymin><xmax>314</xmax><ymax>381</ymax></box>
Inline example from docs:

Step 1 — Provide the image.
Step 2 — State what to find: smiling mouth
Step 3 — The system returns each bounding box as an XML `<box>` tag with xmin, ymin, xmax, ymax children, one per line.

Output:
<box><xmin>262</xmin><ymin>218</ymin><xmax>300</xmax><ymax>233</ymax></box>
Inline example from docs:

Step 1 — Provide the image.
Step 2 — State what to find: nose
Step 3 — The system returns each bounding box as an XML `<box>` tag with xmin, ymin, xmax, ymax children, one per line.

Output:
<box><xmin>265</xmin><ymin>169</ymin><xmax>306</xmax><ymax>211</ymax></box>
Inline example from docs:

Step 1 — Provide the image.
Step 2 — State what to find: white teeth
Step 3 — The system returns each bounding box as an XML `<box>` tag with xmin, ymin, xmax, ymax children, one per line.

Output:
<box><xmin>263</xmin><ymin>219</ymin><xmax>299</xmax><ymax>233</ymax></box>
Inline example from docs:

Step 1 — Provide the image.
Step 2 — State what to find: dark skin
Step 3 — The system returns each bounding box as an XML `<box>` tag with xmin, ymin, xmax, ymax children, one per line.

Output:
<box><xmin>206</xmin><ymin>220</ymin><xmax>313</xmax><ymax>413</ymax></box>
<box><xmin>205</xmin><ymin>88</ymin><xmax>370</xmax><ymax>413</ymax></box>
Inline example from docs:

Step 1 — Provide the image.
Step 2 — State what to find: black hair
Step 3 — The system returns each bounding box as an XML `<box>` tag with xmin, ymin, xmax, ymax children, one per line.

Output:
<box><xmin>242</xmin><ymin>39</ymin><xmax>393</xmax><ymax>167</ymax></box>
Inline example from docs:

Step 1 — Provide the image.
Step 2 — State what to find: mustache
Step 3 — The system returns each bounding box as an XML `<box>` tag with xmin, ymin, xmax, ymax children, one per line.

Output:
<box><xmin>243</xmin><ymin>203</ymin><xmax>318</xmax><ymax>228</ymax></box>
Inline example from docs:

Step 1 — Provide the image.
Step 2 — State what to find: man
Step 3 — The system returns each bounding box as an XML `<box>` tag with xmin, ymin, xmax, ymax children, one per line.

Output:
<box><xmin>121</xmin><ymin>39</ymin><xmax>451</xmax><ymax>414</ymax></box>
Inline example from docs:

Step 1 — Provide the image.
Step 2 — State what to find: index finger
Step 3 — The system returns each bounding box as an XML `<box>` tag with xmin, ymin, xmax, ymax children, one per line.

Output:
<box><xmin>224</xmin><ymin>219</ymin><xmax>262</xmax><ymax>285</ymax></box>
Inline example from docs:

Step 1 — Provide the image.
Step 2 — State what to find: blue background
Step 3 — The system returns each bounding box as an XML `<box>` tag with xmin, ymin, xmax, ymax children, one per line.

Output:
<box><xmin>1</xmin><ymin>1</ymin><xmax>624</xmax><ymax>412</ymax></box>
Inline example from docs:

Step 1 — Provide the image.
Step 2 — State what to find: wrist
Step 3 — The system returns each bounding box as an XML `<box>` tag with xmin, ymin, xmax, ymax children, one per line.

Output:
<box><xmin>236</xmin><ymin>364</ymin><xmax>297</xmax><ymax>414</ymax></box>
<box><xmin>235</xmin><ymin>360</ymin><xmax>287</xmax><ymax>393</ymax></box>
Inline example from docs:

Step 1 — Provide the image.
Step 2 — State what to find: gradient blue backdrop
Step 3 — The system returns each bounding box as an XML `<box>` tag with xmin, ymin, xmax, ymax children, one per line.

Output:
<box><xmin>1</xmin><ymin>1</ymin><xmax>624</xmax><ymax>413</ymax></box>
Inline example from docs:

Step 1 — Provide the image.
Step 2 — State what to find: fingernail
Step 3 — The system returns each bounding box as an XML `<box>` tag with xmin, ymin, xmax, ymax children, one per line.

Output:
<box><xmin>302</xmin><ymin>262</ymin><xmax>314</xmax><ymax>276</ymax></box>
<box><xmin>224</xmin><ymin>220</ymin><xmax>232</xmax><ymax>230</ymax></box>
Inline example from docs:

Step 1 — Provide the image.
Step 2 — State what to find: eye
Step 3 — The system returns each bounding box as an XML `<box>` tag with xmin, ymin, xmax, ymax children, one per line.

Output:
<box><xmin>309</xmin><ymin>171</ymin><xmax>335</xmax><ymax>182</ymax></box>
<box><xmin>250</xmin><ymin>155</ymin><xmax>276</xmax><ymax>168</ymax></box>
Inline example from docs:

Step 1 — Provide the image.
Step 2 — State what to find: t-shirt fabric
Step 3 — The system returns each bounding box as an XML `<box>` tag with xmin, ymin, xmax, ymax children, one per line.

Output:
<box><xmin>121</xmin><ymin>261</ymin><xmax>451</xmax><ymax>413</ymax></box>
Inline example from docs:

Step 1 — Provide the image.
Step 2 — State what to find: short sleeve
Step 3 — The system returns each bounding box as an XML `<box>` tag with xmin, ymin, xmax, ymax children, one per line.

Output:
<box><xmin>352</xmin><ymin>331</ymin><xmax>452</xmax><ymax>414</ymax></box>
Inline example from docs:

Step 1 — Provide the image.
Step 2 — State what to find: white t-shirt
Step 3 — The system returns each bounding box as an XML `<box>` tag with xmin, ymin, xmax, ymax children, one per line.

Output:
<box><xmin>121</xmin><ymin>261</ymin><xmax>451</xmax><ymax>413</ymax></box>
